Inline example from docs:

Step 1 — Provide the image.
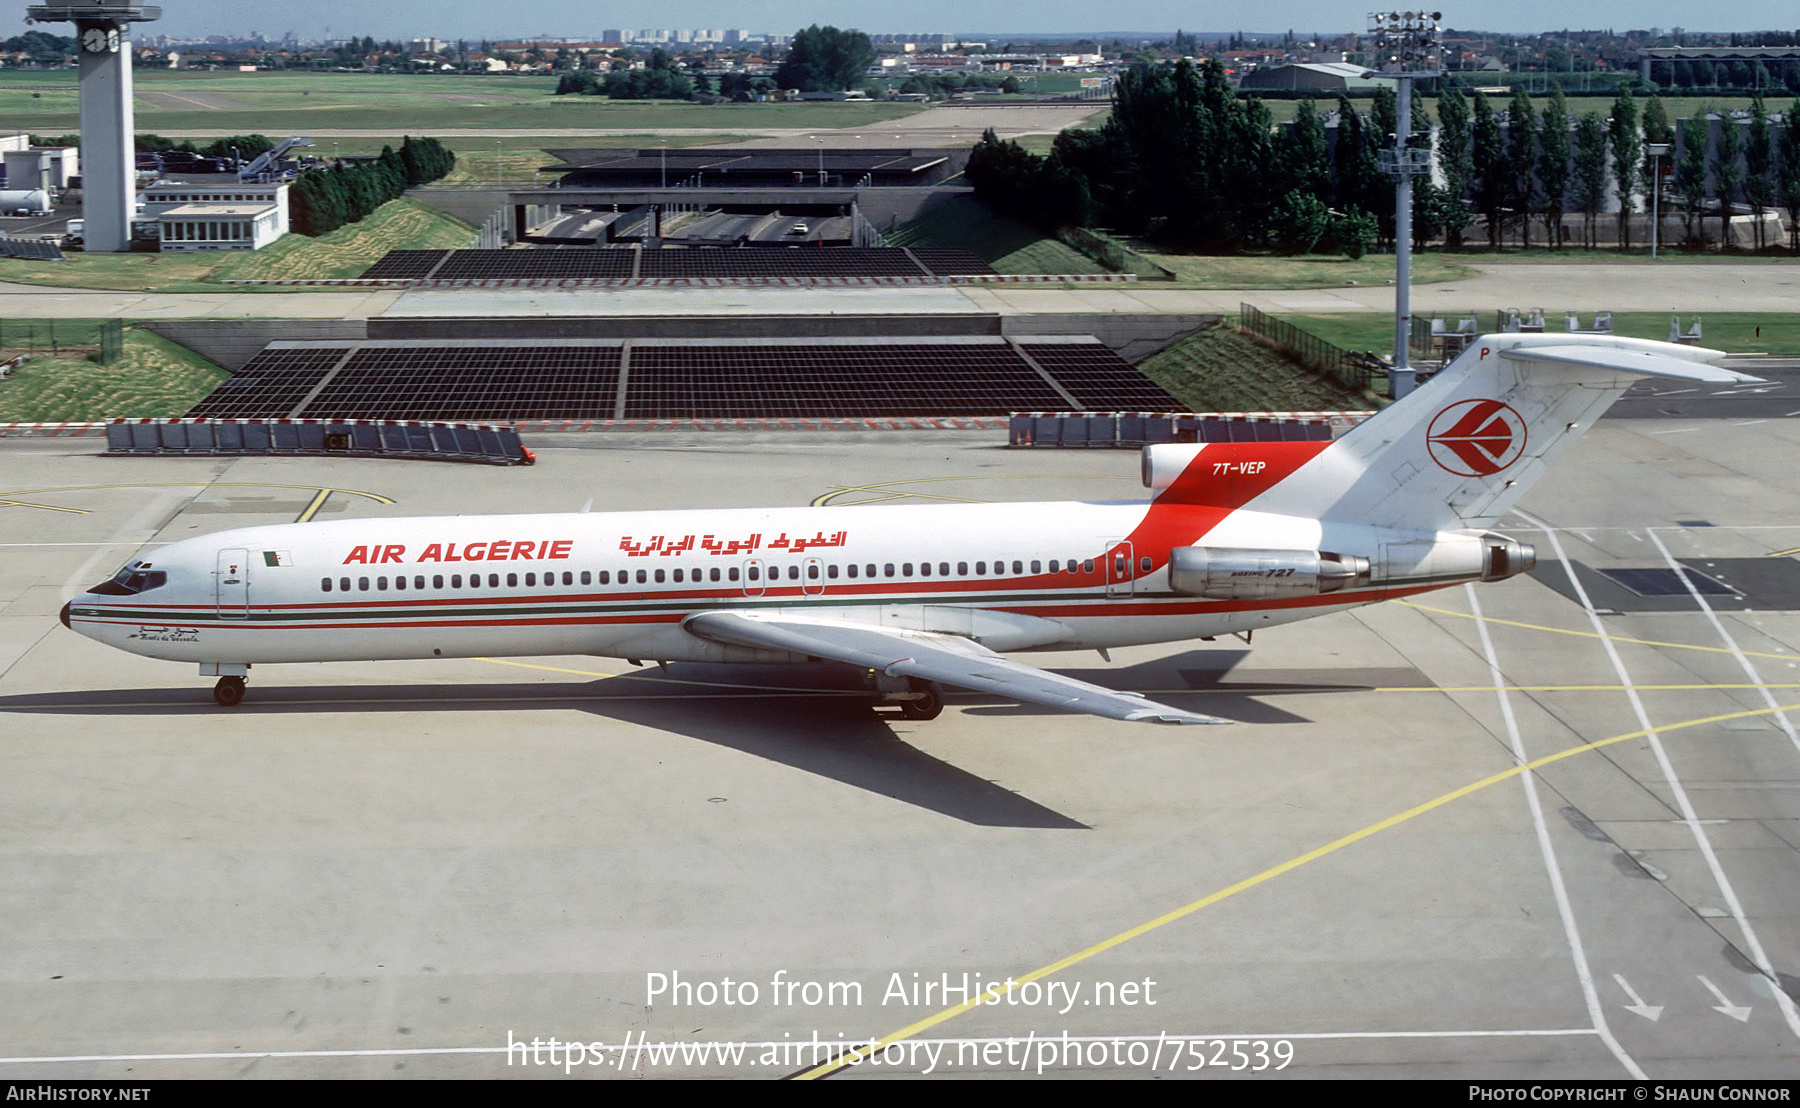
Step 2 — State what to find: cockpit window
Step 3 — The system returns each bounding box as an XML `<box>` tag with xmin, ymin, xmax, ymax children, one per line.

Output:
<box><xmin>90</xmin><ymin>561</ymin><xmax>168</xmax><ymax>596</ymax></box>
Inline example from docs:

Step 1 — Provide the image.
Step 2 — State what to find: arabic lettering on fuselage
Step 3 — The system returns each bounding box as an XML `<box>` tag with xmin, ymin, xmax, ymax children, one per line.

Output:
<box><xmin>618</xmin><ymin>531</ymin><xmax>848</xmax><ymax>558</ymax></box>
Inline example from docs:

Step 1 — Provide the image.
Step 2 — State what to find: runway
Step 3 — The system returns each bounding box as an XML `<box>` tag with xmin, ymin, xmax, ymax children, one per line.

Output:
<box><xmin>1</xmin><ymin>422</ymin><xmax>1797</xmax><ymax>1078</ymax></box>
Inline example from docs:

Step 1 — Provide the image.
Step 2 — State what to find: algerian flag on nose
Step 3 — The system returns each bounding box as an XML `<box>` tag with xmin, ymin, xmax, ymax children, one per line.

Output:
<box><xmin>262</xmin><ymin>551</ymin><xmax>291</xmax><ymax>567</ymax></box>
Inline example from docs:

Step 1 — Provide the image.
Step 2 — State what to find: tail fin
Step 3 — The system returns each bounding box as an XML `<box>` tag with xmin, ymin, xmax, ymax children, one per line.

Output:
<box><xmin>1225</xmin><ymin>334</ymin><xmax>1759</xmax><ymax>531</ymax></box>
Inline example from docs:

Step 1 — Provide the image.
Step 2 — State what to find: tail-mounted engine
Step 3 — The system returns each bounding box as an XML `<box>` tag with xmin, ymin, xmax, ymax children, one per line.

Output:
<box><xmin>1480</xmin><ymin>535</ymin><xmax>1536</xmax><ymax>582</ymax></box>
<box><xmin>1169</xmin><ymin>547</ymin><xmax>1372</xmax><ymax>601</ymax></box>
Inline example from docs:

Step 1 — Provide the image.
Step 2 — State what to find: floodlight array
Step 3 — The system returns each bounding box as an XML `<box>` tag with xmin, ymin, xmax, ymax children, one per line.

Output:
<box><xmin>1367</xmin><ymin>10</ymin><xmax>1443</xmax><ymax>72</ymax></box>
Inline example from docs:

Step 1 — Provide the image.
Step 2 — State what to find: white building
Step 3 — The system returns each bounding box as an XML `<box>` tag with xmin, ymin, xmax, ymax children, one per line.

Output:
<box><xmin>143</xmin><ymin>181</ymin><xmax>289</xmax><ymax>252</ymax></box>
<box><xmin>156</xmin><ymin>203</ymin><xmax>284</xmax><ymax>251</ymax></box>
<box><xmin>3</xmin><ymin>147</ymin><xmax>79</xmax><ymax>193</ymax></box>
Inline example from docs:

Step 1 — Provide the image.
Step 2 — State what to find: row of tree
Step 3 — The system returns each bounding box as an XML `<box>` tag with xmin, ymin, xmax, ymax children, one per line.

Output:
<box><xmin>555</xmin><ymin>49</ymin><xmax>698</xmax><ymax>100</ymax></box>
<box><xmin>966</xmin><ymin>60</ymin><xmax>1800</xmax><ymax>255</ymax></box>
<box><xmin>290</xmin><ymin>136</ymin><xmax>455</xmax><ymax>236</ymax></box>
<box><xmin>552</xmin><ymin>26</ymin><xmax>876</xmax><ymax>101</ymax></box>
<box><xmin>29</xmin><ymin>133</ymin><xmax>278</xmax><ymax>161</ymax></box>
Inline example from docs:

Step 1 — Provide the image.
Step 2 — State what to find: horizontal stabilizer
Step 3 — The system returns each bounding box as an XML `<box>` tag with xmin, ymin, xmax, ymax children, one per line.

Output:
<box><xmin>1498</xmin><ymin>344</ymin><xmax>1763</xmax><ymax>385</ymax></box>
<box><xmin>685</xmin><ymin>609</ymin><xmax>1228</xmax><ymax>725</ymax></box>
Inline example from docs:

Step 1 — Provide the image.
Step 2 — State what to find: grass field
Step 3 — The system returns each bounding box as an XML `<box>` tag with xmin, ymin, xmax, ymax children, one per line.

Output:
<box><xmin>0</xmin><ymin>198</ymin><xmax>472</xmax><ymax>290</ymax></box>
<box><xmin>1287</xmin><ymin>311</ymin><xmax>1800</xmax><ymax>356</ymax></box>
<box><xmin>885</xmin><ymin>195</ymin><xmax>1102</xmax><ymax>274</ymax></box>
<box><xmin>0</xmin><ymin>70</ymin><xmax>927</xmax><ymax>135</ymax></box>
<box><xmin>1138</xmin><ymin>322</ymin><xmax>1376</xmax><ymax>412</ymax></box>
<box><xmin>0</xmin><ymin>327</ymin><xmax>226</xmax><ymax>422</ymax></box>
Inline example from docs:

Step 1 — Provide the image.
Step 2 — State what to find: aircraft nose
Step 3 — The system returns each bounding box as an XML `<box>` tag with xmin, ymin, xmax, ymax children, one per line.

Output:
<box><xmin>60</xmin><ymin>601</ymin><xmax>71</xmax><ymax>629</ymax></box>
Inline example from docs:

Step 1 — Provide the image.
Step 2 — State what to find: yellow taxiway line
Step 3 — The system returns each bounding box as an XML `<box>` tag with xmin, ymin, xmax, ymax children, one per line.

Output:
<box><xmin>792</xmin><ymin>698</ymin><xmax>1800</xmax><ymax>1079</ymax></box>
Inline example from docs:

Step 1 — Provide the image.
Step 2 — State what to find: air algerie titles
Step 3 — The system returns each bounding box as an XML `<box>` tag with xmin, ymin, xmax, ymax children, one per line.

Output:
<box><xmin>341</xmin><ymin>540</ymin><xmax>576</xmax><ymax>565</ymax></box>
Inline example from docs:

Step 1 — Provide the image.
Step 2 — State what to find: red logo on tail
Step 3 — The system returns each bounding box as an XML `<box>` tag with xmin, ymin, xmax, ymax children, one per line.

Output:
<box><xmin>1427</xmin><ymin>400</ymin><xmax>1527</xmax><ymax>476</ymax></box>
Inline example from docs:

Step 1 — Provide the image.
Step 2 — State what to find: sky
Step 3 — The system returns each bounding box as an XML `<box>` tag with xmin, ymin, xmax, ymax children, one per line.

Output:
<box><xmin>7</xmin><ymin>1</ymin><xmax>1798</xmax><ymax>41</ymax></box>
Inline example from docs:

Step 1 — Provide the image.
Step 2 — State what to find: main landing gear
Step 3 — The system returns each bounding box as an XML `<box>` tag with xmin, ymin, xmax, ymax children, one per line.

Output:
<box><xmin>212</xmin><ymin>676</ymin><xmax>246</xmax><ymax>707</ymax></box>
<box><xmin>864</xmin><ymin>670</ymin><xmax>944</xmax><ymax>720</ymax></box>
<box><xmin>900</xmin><ymin>679</ymin><xmax>943</xmax><ymax>721</ymax></box>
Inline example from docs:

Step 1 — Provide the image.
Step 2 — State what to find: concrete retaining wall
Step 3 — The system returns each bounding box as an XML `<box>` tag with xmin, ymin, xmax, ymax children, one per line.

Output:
<box><xmin>142</xmin><ymin>319</ymin><xmax>368</xmax><ymax>371</ymax></box>
<box><xmin>1001</xmin><ymin>313</ymin><xmax>1220</xmax><ymax>362</ymax></box>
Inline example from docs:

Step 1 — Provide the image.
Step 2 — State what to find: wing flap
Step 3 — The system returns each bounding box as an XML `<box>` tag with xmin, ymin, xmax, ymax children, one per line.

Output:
<box><xmin>684</xmin><ymin>610</ymin><xmax>1227</xmax><ymax>726</ymax></box>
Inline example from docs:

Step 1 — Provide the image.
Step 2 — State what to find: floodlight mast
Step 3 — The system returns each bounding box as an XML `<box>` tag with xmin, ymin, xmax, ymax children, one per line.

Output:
<box><xmin>1368</xmin><ymin>10</ymin><xmax>1442</xmax><ymax>399</ymax></box>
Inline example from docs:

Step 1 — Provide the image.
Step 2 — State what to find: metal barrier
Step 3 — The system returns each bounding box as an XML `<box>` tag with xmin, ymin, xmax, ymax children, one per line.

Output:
<box><xmin>1009</xmin><ymin>412</ymin><xmax>1352</xmax><ymax>448</ymax></box>
<box><xmin>1238</xmin><ymin>303</ymin><xmax>1384</xmax><ymax>392</ymax></box>
<box><xmin>0</xmin><ymin>236</ymin><xmax>64</xmax><ymax>261</ymax></box>
<box><xmin>104</xmin><ymin>418</ymin><xmax>533</xmax><ymax>466</ymax></box>
<box><xmin>0</xmin><ymin>318</ymin><xmax>122</xmax><ymax>362</ymax></box>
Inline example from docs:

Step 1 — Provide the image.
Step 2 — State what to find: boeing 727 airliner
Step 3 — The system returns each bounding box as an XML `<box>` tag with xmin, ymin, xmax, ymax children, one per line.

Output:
<box><xmin>61</xmin><ymin>334</ymin><xmax>1758</xmax><ymax>722</ymax></box>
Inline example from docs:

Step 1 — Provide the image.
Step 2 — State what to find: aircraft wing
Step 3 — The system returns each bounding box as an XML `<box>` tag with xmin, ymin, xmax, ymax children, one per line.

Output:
<box><xmin>683</xmin><ymin>610</ymin><xmax>1228</xmax><ymax>725</ymax></box>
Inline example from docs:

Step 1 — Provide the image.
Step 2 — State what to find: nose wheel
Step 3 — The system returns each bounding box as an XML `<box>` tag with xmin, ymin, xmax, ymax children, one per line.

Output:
<box><xmin>212</xmin><ymin>676</ymin><xmax>246</xmax><ymax>707</ymax></box>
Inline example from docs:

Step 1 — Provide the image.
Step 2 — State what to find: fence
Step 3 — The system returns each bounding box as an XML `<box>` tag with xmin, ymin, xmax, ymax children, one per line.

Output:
<box><xmin>0</xmin><ymin>318</ymin><xmax>123</xmax><ymax>363</ymax></box>
<box><xmin>1237</xmin><ymin>304</ymin><xmax>1386</xmax><ymax>393</ymax></box>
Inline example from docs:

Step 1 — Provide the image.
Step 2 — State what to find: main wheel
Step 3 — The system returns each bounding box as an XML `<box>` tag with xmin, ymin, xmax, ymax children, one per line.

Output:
<box><xmin>900</xmin><ymin>681</ymin><xmax>943</xmax><ymax>721</ymax></box>
<box><xmin>212</xmin><ymin>676</ymin><xmax>245</xmax><ymax>707</ymax></box>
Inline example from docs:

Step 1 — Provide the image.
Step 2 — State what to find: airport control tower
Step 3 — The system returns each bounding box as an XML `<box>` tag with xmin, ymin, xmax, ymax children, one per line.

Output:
<box><xmin>24</xmin><ymin>1</ymin><xmax>162</xmax><ymax>252</ymax></box>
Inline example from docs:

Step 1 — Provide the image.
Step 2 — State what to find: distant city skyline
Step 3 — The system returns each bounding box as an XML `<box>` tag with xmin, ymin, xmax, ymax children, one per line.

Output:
<box><xmin>8</xmin><ymin>1</ymin><xmax>1800</xmax><ymax>42</ymax></box>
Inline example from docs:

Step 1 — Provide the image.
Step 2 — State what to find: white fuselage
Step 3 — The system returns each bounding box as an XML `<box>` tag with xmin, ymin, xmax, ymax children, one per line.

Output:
<box><xmin>62</xmin><ymin>499</ymin><xmax>1473</xmax><ymax>671</ymax></box>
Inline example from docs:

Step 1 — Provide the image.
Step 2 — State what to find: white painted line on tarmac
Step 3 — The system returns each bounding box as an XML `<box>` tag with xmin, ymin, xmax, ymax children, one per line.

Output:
<box><xmin>1649</xmin><ymin>530</ymin><xmax>1800</xmax><ymax>761</ymax></box>
<box><xmin>1525</xmin><ymin>512</ymin><xmax>1800</xmax><ymax>1041</ymax></box>
<box><xmin>1466</xmin><ymin>583</ymin><xmax>1643</xmax><ymax>1079</ymax></box>
<box><xmin>0</xmin><ymin>1027</ymin><xmax>1601</xmax><ymax>1067</ymax></box>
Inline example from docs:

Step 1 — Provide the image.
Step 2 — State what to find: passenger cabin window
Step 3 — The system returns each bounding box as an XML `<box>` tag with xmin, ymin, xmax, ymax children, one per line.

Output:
<box><xmin>321</xmin><ymin>578</ymin><xmax>332</xmax><ymax>592</ymax></box>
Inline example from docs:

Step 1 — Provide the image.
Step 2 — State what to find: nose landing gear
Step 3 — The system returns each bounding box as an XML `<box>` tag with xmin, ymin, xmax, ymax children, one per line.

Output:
<box><xmin>212</xmin><ymin>676</ymin><xmax>246</xmax><ymax>707</ymax></box>
<box><xmin>201</xmin><ymin>663</ymin><xmax>251</xmax><ymax>707</ymax></box>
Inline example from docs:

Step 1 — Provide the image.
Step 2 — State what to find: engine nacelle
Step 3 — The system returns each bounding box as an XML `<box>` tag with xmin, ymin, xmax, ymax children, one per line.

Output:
<box><xmin>1168</xmin><ymin>547</ymin><xmax>1371</xmax><ymax>601</ymax></box>
<box><xmin>1481</xmin><ymin>534</ymin><xmax>1537</xmax><ymax>582</ymax></box>
<box><xmin>1142</xmin><ymin>444</ymin><xmax>1205</xmax><ymax>493</ymax></box>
